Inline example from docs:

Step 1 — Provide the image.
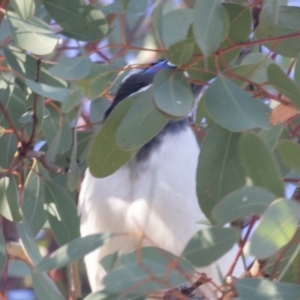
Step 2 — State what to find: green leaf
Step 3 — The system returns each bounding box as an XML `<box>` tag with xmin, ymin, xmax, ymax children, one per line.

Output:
<box><xmin>44</xmin><ymin>181</ymin><xmax>79</xmax><ymax>246</ymax></box>
<box><xmin>167</xmin><ymin>37</ymin><xmax>195</xmax><ymax>66</ymax></box>
<box><xmin>0</xmin><ymin>131</ymin><xmax>17</xmax><ymax>169</ymax></box>
<box><xmin>277</xmin><ymin>140</ymin><xmax>300</xmax><ymax>172</ymax></box>
<box><xmin>212</xmin><ymin>187</ymin><xmax>275</xmax><ymax>225</ymax></box>
<box><xmin>41</xmin><ymin>0</ymin><xmax>108</xmax><ymax>41</ymax></box>
<box><xmin>103</xmin><ymin>248</ymin><xmax>193</xmax><ymax>298</ymax></box>
<box><xmin>249</xmin><ymin>199</ymin><xmax>300</xmax><ymax>259</ymax></box>
<box><xmin>46</xmin><ymin>128</ymin><xmax>62</xmax><ymax>162</ymax></box>
<box><xmin>77</xmin><ymin>64</ymin><xmax>116</xmax><ymax>100</ymax></box>
<box><xmin>265</xmin><ymin>230</ymin><xmax>300</xmax><ymax>283</ymax></box>
<box><xmin>240</xmin><ymin>53</ymin><xmax>273</xmax><ymax>86</ymax></box>
<box><xmin>3</xmin><ymin>46</ymin><xmax>67</xmax><ymax>87</ymax></box>
<box><xmin>183</xmin><ymin>227</ymin><xmax>239</xmax><ymax>267</ymax></box>
<box><xmin>295</xmin><ymin>52</ymin><xmax>300</xmax><ymax>85</ymax></box>
<box><xmin>0</xmin><ymin>177</ymin><xmax>22</xmax><ymax>222</ymax></box>
<box><xmin>188</xmin><ymin>3</ymin><xmax>251</xmax><ymax>83</ymax></box>
<box><xmin>16</xmin><ymin>220</ymin><xmax>42</xmax><ymax>264</ymax></box>
<box><xmin>235</xmin><ymin>278</ymin><xmax>300</xmax><ymax>300</ymax></box>
<box><xmin>67</xmin><ymin>138</ymin><xmax>79</xmax><ymax>192</ymax></box>
<box><xmin>258</xmin><ymin>124</ymin><xmax>284</xmax><ymax>151</ymax></box>
<box><xmin>36</xmin><ymin>233</ymin><xmax>111</xmax><ymax>271</ymax></box>
<box><xmin>26</xmin><ymin>79</ymin><xmax>70</xmax><ymax>102</ymax></box>
<box><xmin>5</xmin><ymin>11</ymin><xmax>58</xmax><ymax>55</ymax></box>
<box><xmin>83</xmin><ymin>290</ymin><xmax>143</xmax><ymax>300</ymax></box>
<box><xmin>153</xmin><ymin>70</ymin><xmax>194</xmax><ymax>119</ymax></box>
<box><xmin>11</xmin><ymin>0</ymin><xmax>35</xmax><ymax>20</ymax></box>
<box><xmin>88</xmin><ymin>94</ymin><xmax>138</xmax><ymax>178</ymax></box>
<box><xmin>83</xmin><ymin>291</ymin><xmax>117</xmax><ymax>300</ymax></box>
<box><xmin>116</xmin><ymin>88</ymin><xmax>168</xmax><ymax>150</ymax></box>
<box><xmin>256</xmin><ymin>5</ymin><xmax>300</xmax><ymax>57</ymax></box>
<box><xmin>90</xmin><ymin>98</ymin><xmax>110</xmax><ymax>133</ymax></box>
<box><xmin>0</xmin><ymin>230</ymin><xmax>6</xmax><ymax>275</ymax></box>
<box><xmin>239</xmin><ymin>132</ymin><xmax>284</xmax><ymax>198</ymax></box>
<box><xmin>0</xmin><ymin>74</ymin><xmax>27</xmax><ymax>130</ymax></box>
<box><xmin>193</xmin><ymin>0</ymin><xmax>229</xmax><ymax>57</ymax></box>
<box><xmin>152</xmin><ymin>3</ymin><xmax>163</xmax><ymax>48</ymax></box>
<box><xmin>267</xmin><ymin>64</ymin><xmax>300</xmax><ymax>110</ymax></box>
<box><xmin>22</xmin><ymin>161</ymin><xmax>46</xmax><ymax>236</ymax></box>
<box><xmin>100</xmin><ymin>252</ymin><xmax>119</xmax><ymax>273</ymax></box>
<box><xmin>119</xmin><ymin>247</ymin><xmax>194</xmax><ymax>273</ymax></box>
<box><xmin>162</xmin><ymin>9</ymin><xmax>193</xmax><ymax>47</ymax></box>
<box><xmin>48</xmin><ymin>57</ymin><xmax>91</xmax><ymax>80</ymax></box>
<box><xmin>103</xmin><ymin>259</ymin><xmax>191</xmax><ymax>295</ymax></box>
<box><xmin>197</xmin><ymin>125</ymin><xmax>245</xmax><ymax>221</ymax></box>
<box><xmin>205</xmin><ymin>76</ymin><xmax>270</xmax><ymax>132</ymax></box>
<box><xmin>226</xmin><ymin>53</ymin><xmax>273</xmax><ymax>88</ymax></box>
<box><xmin>61</xmin><ymin>86</ymin><xmax>84</xmax><ymax>113</ymax></box>
<box><xmin>32</xmin><ymin>270</ymin><xmax>65</xmax><ymax>300</ymax></box>
<box><xmin>42</xmin><ymin>108</ymin><xmax>72</xmax><ymax>155</ymax></box>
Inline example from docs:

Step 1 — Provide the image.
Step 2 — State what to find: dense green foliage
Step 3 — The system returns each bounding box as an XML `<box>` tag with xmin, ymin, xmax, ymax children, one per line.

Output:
<box><xmin>0</xmin><ymin>0</ymin><xmax>300</xmax><ymax>299</ymax></box>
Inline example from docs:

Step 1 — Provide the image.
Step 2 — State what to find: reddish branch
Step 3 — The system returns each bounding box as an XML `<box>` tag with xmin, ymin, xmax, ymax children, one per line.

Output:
<box><xmin>227</xmin><ymin>216</ymin><xmax>258</xmax><ymax>277</ymax></box>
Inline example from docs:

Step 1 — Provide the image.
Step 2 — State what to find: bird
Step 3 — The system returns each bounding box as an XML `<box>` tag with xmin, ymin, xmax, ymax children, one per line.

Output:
<box><xmin>78</xmin><ymin>60</ymin><xmax>242</xmax><ymax>297</ymax></box>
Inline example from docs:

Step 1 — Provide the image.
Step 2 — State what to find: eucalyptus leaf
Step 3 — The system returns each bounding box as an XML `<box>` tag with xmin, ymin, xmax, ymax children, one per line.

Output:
<box><xmin>239</xmin><ymin>133</ymin><xmax>284</xmax><ymax>198</ymax></box>
<box><xmin>153</xmin><ymin>70</ymin><xmax>194</xmax><ymax>119</ymax></box>
<box><xmin>0</xmin><ymin>230</ymin><xmax>7</xmax><ymax>275</ymax></box>
<box><xmin>116</xmin><ymin>87</ymin><xmax>168</xmax><ymax>150</ymax></box>
<box><xmin>183</xmin><ymin>227</ymin><xmax>239</xmax><ymax>267</ymax></box>
<box><xmin>0</xmin><ymin>74</ymin><xmax>27</xmax><ymax>130</ymax></box>
<box><xmin>32</xmin><ymin>270</ymin><xmax>65</xmax><ymax>300</ymax></box>
<box><xmin>44</xmin><ymin>181</ymin><xmax>79</xmax><ymax>246</ymax></box>
<box><xmin>167</xmin><ymin>38</ymin><xmax>195</xmax><ymax>66</ymax></box>
<box><xmin>48</xmin><ymin>57</ymin><xmax>91</xmax><ymax>80</ymax></box>
<box><xmin>3</xmin><ymin>46</ymin><xmax>67</xmax><ymax>87</ymax></box>
<box><xmin>188</xmin><ymin>3</ymin><xmax>251</xmax><ymax>83</ymax></box>
<box><xmin>197</xmin><ymin>125</ymin><xmax>245</xmax><ymax>221</ymax></box>
<box><xmin>249</xmin><ymin>199</ymin><xmax>300</xmax><ymax>259</ymax></box>
<box><xmin>235</xmin><ymin>278</ymin><xmax>300</xmax><ymax>300</ymax></box>
<box><xmin>26</xmin><ymin>79</ymin><xmax>70</xmax><ymax>102</ymax></box>
<box><xmin>77</xmin><ymin>64</ymin><xmax>116</xmax><ymax>100</ymax></box>
<box><xmin>41</xmin><ymin>0</ymin><xmax>108</xmax><ymax>41</ymax></box>
<box><xmin>0</xmin><ymin>177</ymin><xmax>22</xmax><ymax>222</ymax></box>
<box><xmin>88</xmin><ymin>93</ymin><xmax>138</xmax><ymax>178</ymax></box>
<box><xmin>212</xmin><ymin>187</ymin><xmax>275</xmax><ymax>225</ymax></box>
<box><xmin>162</xmin><ymin>9</ymin><xmax>193</xmax><ymax>48</ymax></box>
<box><xmin>10</xmin><ymin>0</ymin><xmax>35</xmax><ymax>20</ymax></box>
<box><xmin>5</xmin><ymin>11</ymin><xmax>58</xmax><ymax>55</ymax></box>
<box><xmin>90</xmin><ymin>98</ymin><xmax>110</xmax><ymax>133</ymax></box>
<box><xmin>277</xmin><ymin>140</ymin><xmax>300</xmax><ymax>172</ymax></box>
<box><xmin>267</xmin><ymin>64</ymin><xmax>300</xmax><ymax>110</ymax></box>
<box><xmin>295</xmin><ymin>52</ymin><xmax>300</xmax><ymax>85</ymax></box>
<box><xmin>0</xmin><ymin>132</ymin><xmax>17</xmax><ymax>169</ymax></box>
<box><xmin>205</xmin><ymin>76</ymin><xmax>270</xmax><ymax>132</ymax></box>
<box><xmin>36</xmin><ymin>233</ymin><xmax>111</xmax><ymax>271</ymax></box>
<box><xmin>103</xmin><ymin>258</ymin><xmax>191</xmax><ymax>295</ymax></box>
<box><xmin>22</xmin><ymin>161</ymin><xmax>46</xmax><ymax>236</ymax></box>
<box><xmin>193</xmin><ymin>0</ymin><xmax>229</xmax><ymax>57</ymax></box>
<box><xmin>16</xmin><ymin>220</ymin><xmax>42</xmax><ymax>265</ymax></box>
<box><xmin>258</xmin><ymin>124</ymin><xmax>284</xmax><ymax>151</ymax></box>
<box><xmin>256</xmin><ymin>4</ymin><xmax>300</xmax><ymax>57</ymax></box>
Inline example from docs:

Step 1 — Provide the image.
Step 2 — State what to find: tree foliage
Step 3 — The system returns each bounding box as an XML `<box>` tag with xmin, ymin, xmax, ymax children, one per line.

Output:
<box><xmin>0</xmin><ymin>0</ymin><xmax>300</xmax><ymax>299</ymax></box>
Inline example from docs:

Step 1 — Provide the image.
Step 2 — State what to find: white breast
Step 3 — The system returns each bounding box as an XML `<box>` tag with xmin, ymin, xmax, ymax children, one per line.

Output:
<box><xmin>79</xmin><ymin>127</ymin><xmax>241</xmax><ymax>293</ymax></box>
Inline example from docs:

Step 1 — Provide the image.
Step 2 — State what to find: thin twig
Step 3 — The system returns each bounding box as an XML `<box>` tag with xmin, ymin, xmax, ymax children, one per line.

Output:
<box><xmin>27</xmin><ymin>151</ymin><xmax>68</xmax><ymax>175</ymax></box>
<box><xmin>0</xmin><ymin>159</ymin><xmax>22</xmax><ymax>179</ymax></box>
<box><xmin>0</xmin><ymin>101</ymin><xmax>21</xmax><ymax>140</ymax></box>
<box><xmin>28</xmin><ymin>59</ymin><xmax>41</xmax><ymax>146</ymax></box>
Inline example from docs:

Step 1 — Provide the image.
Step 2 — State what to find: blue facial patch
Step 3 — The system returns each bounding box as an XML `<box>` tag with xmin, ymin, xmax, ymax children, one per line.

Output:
<box><xmin>145</xmin><ymin>60</ymin><xmax>175</xmax><ymax>74</ymax></box>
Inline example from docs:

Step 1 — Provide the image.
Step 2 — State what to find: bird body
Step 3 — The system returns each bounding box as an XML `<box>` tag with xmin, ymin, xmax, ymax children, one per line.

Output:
<box><xmin>79</xmin><ymin>122</ymin><xmax>219</xmax><ymax>292</ymax></box>
<box><xmin>79</xmin><ymin>61</ymin><xmax>242</xmax><ymax>295</ymax></box>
